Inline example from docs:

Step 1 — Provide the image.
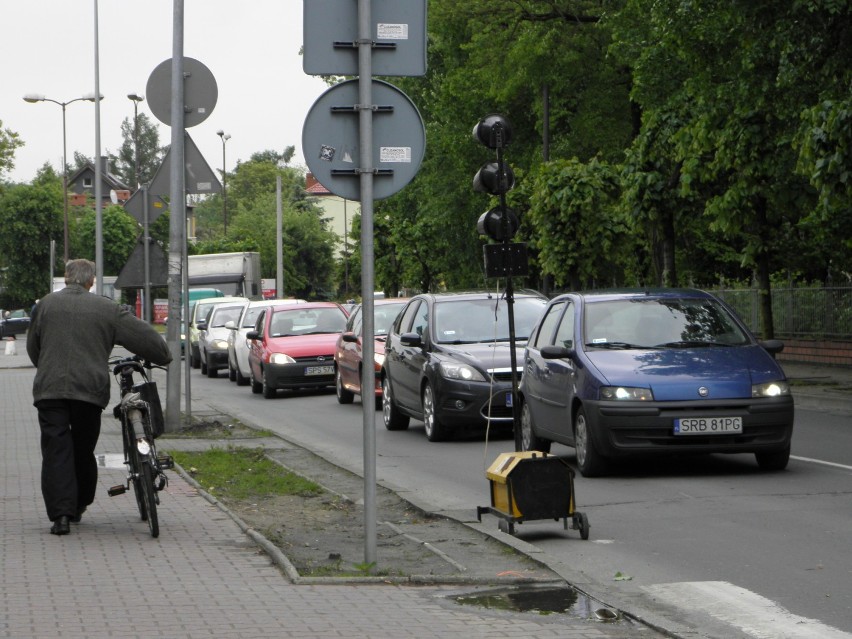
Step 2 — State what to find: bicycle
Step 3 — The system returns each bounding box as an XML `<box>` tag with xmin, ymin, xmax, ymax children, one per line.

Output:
<box><xmin>107</xmin><ymin>355</ymin><xmax>173</xmax><ymax>538</ymax></box>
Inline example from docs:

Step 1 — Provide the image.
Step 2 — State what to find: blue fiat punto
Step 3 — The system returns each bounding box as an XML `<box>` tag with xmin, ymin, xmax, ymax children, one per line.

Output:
<box><xmin>518</xmin><ymin>289</ymin><xmax>794</xmax><ymax>476</ymax></box>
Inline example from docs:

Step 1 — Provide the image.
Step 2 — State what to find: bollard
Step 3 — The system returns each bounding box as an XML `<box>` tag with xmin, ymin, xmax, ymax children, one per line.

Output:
<box><xmin>4</xmin><ymin>336</ymin><xmax>18</xmax><ymax>356</ymax></box>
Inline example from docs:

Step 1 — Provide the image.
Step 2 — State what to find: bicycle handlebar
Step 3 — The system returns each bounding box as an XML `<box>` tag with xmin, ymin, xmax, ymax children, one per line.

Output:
<box><xmin>109</xmin><ymin>355</ymin><xmax>168</xmax><ymax>376</ymax></box>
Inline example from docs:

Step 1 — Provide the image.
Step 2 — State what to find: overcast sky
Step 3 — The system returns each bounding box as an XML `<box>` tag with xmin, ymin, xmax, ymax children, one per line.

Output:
<box><xmin>1</xmin><ymin>1</ymin><xmax>330</xmax><ymax>185</ymax></box>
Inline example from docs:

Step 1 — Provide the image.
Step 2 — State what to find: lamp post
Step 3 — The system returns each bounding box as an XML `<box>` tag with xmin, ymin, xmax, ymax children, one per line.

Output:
<box><xmin>127</xmin><ymin>93</ymin><xmax>144</xmax><ymax>189</ymax></box>
<box><xmin>23</xmin><ymin>93</ymin><xmax>100</xmax><ymax>264</ymax></box>
<box><xmin>216</xmin><ymin>129</ymin><xmax>230</xmax><ymax>234</ymax></box>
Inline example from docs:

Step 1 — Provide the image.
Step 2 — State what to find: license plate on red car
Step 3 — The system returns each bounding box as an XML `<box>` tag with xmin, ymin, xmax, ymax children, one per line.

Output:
<box><xmin>305</xmin><ymin>365</ymin><xmax>334</xmax><ymax>376</ymax></box>
<box><xmin>674</xmin><ymin>416</ymin><xmax>742</xmax><ymax>435</ymax></box>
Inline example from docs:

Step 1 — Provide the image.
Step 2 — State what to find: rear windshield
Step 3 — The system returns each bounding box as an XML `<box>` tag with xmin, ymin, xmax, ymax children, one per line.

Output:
<box><xmin>434</xmin><ymin>297</ymin><xmax>546</xmax><ymax>344</ymax></box>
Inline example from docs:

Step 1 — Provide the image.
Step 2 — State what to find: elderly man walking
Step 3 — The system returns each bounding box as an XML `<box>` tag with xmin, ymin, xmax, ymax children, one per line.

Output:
<box><xmin>27</xmin><ymin>259</ymin><xmax>171</xmax><ymax>535</ymax></box>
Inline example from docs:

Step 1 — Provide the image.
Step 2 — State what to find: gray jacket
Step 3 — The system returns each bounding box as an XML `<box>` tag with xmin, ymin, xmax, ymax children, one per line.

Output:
<box><xmin>27</xmin><ymin>284</ymin><xmax>172</xmax><ymax>408</ymax></box>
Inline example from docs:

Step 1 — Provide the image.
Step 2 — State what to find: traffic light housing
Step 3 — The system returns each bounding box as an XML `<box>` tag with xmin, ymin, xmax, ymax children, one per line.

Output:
<box><xmin>472</xmin><ymin>114</ymin><xmax>513</xmax><ymax>149</ymax></box>
<box><xmin>472</xmin><ymin>161</ymin><xmax>515</xmax><ymax>195</ymax></box>
<box><xmin>477</xmin><ymin>206</ymin><xmax>520</xmax><ymax>241</ymax></box>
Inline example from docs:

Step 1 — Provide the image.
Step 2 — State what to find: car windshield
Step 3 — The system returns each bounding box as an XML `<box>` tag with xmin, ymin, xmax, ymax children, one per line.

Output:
<box><xmin>584</xmin><ymin>298</ymin><xmax>751</xmax><ymax>349</ymax></box>
<box><xmin>269</xmin><ymin>308</ymin><xmax>346</xmax><ymax>337</ymax></box>
<box><xmin>433</xmin><ymin>297</ymin><xmax>547</xmax><ymax>344</ymax></box>
<box><xmin>209</xmin><ymin>305</ymin><xmax>244</xmax><ymax>328</ymax></box>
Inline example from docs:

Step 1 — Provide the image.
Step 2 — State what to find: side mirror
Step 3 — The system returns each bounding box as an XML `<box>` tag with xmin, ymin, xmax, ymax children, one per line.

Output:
<box><xmin>541</xmin><ymin>344</ymin><xmax>573</xmax><ymax>360</ymax></box>
<box><xmin>400</xmin><ymin>332</ymin><xmax>422</xmax><ymax>348</ymax></box>
<box><xmin>196</xmin><ymin>319</ymin><xmax>208</xmax><ymax>330</ymax></box>
<box><xmin>341</xmin><ymin>332</ymin><xmax>359</xmax><ymax>344</ymax></box>
<box><xmin>246</xmin><ymin>330</ymin><xmax>260</xmax><ymax>340</ymax></box>
<box><xmin>225</xmin><ymin>320</ymin><xmax>236</xmax><ymax>330</ymax></box>
<box><xmin>760</xmin><ymin>339</ymin><xmax>784</xmax><ymax>357</ymax></box>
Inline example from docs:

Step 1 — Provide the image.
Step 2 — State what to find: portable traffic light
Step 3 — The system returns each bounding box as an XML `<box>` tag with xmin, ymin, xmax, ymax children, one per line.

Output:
<box><xmin>473</xmin><ymin>161</ymin><xmax>515</xmax><ymax>195</ymax></box>
<box><xmin>477</xmin><ymin>206</ymin><xmax>520</xmax><ymax>241</ymax></box>
<box><xmin>472</xmin><ymin>114</ymin><xmax>513</xmax><ymax>149</ymax></box>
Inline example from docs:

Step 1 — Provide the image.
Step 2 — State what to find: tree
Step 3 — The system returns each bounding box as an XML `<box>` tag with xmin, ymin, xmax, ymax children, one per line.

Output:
<box><xmin>0</xmin><ymin>182</ymin><xmax>62</xmax><ymax>306</ymax></box>
<box><xmin>111</xmin><ymin>113</ymin><xmax>165</xmax><ymax>188</ymax></box>
<box><xmin>71</xmin><ymin>205</ymin><xmax>139</xmax><ymax>275</ymax></box>
<box><xmin>0</xmin><ymin>119</ymin><xmax>23</xmax><ymax>181</ymax></box>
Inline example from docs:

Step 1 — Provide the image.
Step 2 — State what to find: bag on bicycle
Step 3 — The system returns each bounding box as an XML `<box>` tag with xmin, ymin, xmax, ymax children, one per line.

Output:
<box><xmin>132</xmin><ymin>380</ymin><xmax>165</xmax><ymax>438</ymax></box>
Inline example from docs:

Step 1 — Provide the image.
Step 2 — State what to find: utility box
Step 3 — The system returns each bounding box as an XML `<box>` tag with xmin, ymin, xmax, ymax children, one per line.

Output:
<box><xmin>478</xmin><ymin>451</ymin><xmax>589</xmax><ymax>538</ymax></box>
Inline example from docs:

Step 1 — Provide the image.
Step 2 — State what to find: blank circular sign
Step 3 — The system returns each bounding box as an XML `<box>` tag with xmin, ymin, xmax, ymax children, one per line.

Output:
<box><xmin>146</xmin><ymin>57</ymin><xmax>218</xmax><ymax>128</ymax></box>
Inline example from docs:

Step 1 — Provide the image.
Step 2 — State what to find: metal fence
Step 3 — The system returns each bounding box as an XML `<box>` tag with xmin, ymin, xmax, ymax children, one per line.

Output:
<box><xmin>714</xmin><ymin>287</ymin><xmax>852</xmax><ymax>340</ymax></box>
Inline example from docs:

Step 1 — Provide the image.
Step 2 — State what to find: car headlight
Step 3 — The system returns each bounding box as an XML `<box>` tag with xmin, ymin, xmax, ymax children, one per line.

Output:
<box><xmin>212</xmin><ymin>339</ymin><xmax>229</xmax><ymax>350</ymax></box>
<box><xmin>269</xmin><ymin>353</ymin><xmax>296</xmax><ymax>365</ymax></box>
<box><xmin>752</xmin><ymin>381</ymin><xmax>790</xmax><ymax>397</ymax></box>
<box><xmin>374</xmin><ymin>352</ymin><xmax>386</xmax><ymax>370</ymax></box>
<box><xmin>600</xmin><ymin>386</ymin><xmax>654</xmax><ymax>401</ymax></box>
<box><xmin>439</xmin><ymin>362</ymin><xmax>486</xmax><ymax>382</ymax></box>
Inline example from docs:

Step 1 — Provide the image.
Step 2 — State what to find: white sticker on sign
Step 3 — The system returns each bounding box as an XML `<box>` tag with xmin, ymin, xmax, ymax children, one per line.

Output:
<box><xmin>380</xmin><ymin>147</ymin><xmax>412</xmax><ymax>163</ymax></box>
<box><xmin>377</xmin><ymin>23</ymin><xmax>408</xmax><ymax>40</ymax></box>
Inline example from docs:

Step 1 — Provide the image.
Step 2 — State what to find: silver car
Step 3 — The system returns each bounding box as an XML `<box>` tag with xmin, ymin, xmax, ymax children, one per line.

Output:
<box><xmin>226</xmin><ymin>298</ymin><xmax>306</xmax><ymax>385</ymax></box>
<box><xmin>198</xmin><ymin>301</ymin><xmax>248</xmax><ymax>378</ymax></box>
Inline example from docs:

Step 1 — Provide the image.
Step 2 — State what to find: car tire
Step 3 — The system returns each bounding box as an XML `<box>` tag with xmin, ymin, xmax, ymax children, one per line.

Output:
<box><xmin>422</xmin><ymin>382</ymin><xmax>448</xmax><ymax>442</ymax></box>
<box><xmin>574</xmin><ymin>406</ymin><xmax>608</xmax><ymax>477</ymax></box>
<box><xmin>520</xmin><ymin>400</ymin><xmax>551</xmax><ymax>454</ymax></box>
<box><xmin>200</xmin><ymin>352</ymin><xmax>208</xmax><ymax>375</ymax></box>
<box><xmin>262</xmin><ymin>370</ymin><xmax>277</xmax><ymax>399</ymax></box>
<box><xmin>228</xmin><ymin>362</ymin><xmax>237</xmax><ymax>382</ymax></box>
<box><xmin>382</xmin><ymin>376</ymin><xmax>409</xmax><ymax>431</ymax></box>
<box><xmin>250</xmin><ymin>369</ymin><xmax>262</xmax><ymax>394</ymax></box>
<box><xmin>755</xmin><ymin>445</ymin><xmax>790</xmax><ymax>471</ymax></box>
<box><xmin>191</xmin><ymin>347</ymin><xmax>200</xmax><ymax>369</ymax></box>
<box><xmin>236</xmin><ymin>366</ymin><xmax>249</xmax><ymax>387</ymax></box>
<box><xmin>206</xmin><ymin>361</ymin><xmax>217</xmax><ymax>378</ymax></box>
<box><xmin>336</xmin><ymin>367</ymin><xmax>354</xmax><ymax>404</ymax></box>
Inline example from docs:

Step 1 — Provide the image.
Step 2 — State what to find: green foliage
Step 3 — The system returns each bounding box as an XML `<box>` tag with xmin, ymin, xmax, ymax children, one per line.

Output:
<box><xmin>111</xmin><ymin>113</ymin><xmax>165</xmax><ymax>187</ymax></box>
<box><xmin>71</xmin><ymin>205</ymin><xmax>139</xmax><ymax>275</ymax></box>
<box><xmin>0</xmin><ymin>119</ymin><xmax>23</xmax><ymax>180</ymax></box>
<box><xmin>0</xmin><ymin>182</ymin><xmax>62</xmax><ymax>306</ymax></box>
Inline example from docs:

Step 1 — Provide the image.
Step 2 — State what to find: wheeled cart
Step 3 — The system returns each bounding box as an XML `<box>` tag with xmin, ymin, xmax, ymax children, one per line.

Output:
<box><xmin>477</xmin><ymin>451</ymin><xmax>589</xmax><ymax>539</ymax></box>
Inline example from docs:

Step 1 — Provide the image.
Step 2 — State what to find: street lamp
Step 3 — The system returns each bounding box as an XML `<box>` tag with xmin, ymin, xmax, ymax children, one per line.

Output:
<box><xmin>23</xmin><ymin>92</ymin><xmax>101</xmax><ymax>264</ymax></box>
<box><xmin>127</xmin><ymin>93</ymin><xmax>144</xmax><ymax>189</ymax></box>
<box><xmin>217</xmin><ymin>129</ymin><xmax>231</xmax><ymax>234</ymax></box>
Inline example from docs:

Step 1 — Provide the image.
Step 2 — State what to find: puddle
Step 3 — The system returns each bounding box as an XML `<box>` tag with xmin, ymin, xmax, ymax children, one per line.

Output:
<box><xmin>96</xmin><ymin>453</ymin><xmax>126</xmax><ymax>469</ymax></box>
<box><xmin>453</xmin><ymin>585</ymin><xmax>620</xmax><ymax>621</ymax></box>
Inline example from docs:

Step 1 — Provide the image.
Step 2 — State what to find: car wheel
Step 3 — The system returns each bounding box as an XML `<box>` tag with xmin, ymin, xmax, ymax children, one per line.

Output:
<box><xmin>755</xmin><ymin>445</ymin><xmax>790</xmax><ymax>471</ymax></box>
<box><xmin>520</xmin><ymin>400</ymin><xmax>551</xmax><ymax>454</ymax></box>
<box><xmin>262</xmin><ymin>370</ymin><xmax>276</xmax><ymax>399</ymax></box>
<box><xmin>382</xmin><ymin>376</ymin><xmax>409</xmax><ymax>431</ymax></box>
<box><xmin>422</xmin><ymin>382</ymin><xmax>447</xmax><ymax>442</ymax></box>
<box><xmin>200</xmin><ymin>352</ymin><xmax>208</xmax><ymax>375</ymax></box>
<box><xmin>228</xmin><ymin>361</ymin><xmax>237</xmax><ymax>382</ymax></box>
<box><xmin>250</xmin><ymin>368</ymin><xmax>262</xmax><ymax>394</ymax></box>
<box><xmin>336</xmin><ymin>367</ymin><xmax>354</xmax><ymax>404</ymax></box>
<box><xmin>191</xmin><ymin>346</ymin><xmax>200</xmax><ymax>369</ymax></box>
<box><xmin>574</xmin><ymin>406</ymin><xmax>608</xmax><ymax>477</ymax></box>
<box><xmin>206</xmin><ymin>360</ymin><xmax>217</xmax><ymax>378</ymax></box>
<box><xmin>236</xmin><ymin>366</ymin><xmax>249</xmax><ymax>387</ymax></box>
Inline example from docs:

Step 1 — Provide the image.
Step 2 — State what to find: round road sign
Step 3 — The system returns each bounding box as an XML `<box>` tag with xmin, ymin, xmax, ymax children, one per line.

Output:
<box><xmin>146</xmin><ymin>57</ymin><xmax>217</xmax><ymax>128</ymax></box>
<box><xmin>302</xmin><ymin>79</ymin><xmax>425</xmax><ymax>201</ymax></box>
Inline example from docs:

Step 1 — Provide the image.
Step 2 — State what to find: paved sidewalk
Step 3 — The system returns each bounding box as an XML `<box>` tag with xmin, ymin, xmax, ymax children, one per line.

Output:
<box><xmin>1</xmin><ymin>363</ymin><xmax>659</xmax><ymax>639</ymax></box>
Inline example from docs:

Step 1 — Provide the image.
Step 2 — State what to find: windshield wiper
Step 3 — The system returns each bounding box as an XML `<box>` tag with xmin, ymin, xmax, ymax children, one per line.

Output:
<box><xmin>656</xmin><ymin>340</ymin><xmax>733</xmax><ymax>348</ymax></box>
<box><xmin>585</xmin><ymin>341</ymin><xmax>645</xmax><ymax>350</ymax></box>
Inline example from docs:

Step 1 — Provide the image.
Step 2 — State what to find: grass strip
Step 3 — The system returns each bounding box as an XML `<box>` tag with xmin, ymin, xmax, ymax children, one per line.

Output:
<box><xmin>169</xmin><ymin>446</ymin><xmax>322</xmax><ymax>501</ymax></box>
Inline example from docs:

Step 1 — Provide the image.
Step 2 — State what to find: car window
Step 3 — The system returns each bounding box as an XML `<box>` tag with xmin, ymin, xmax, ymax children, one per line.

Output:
<box><xmin>210</xmin><ymin>305</ymin><xmax>243</xmax><ymax>328</ymax></box>
<box><xmin>554</xmin><ymin>302</ymin><xmax>574</xmax><ymax>349</ymax></box>
<box><xmin>348</xmin><ymin>306</ymin><xmax>362</xmax><ymax>335</ymax></box>
<box><xmin>254</xmin><ymin>310</ymin><xmax>267</xmax><ymax>335</ymax></box>
<box><xmin>584</xmin><ymin>298</ymin><xmax>750</xmax><ymax>347</ymax></box>
<box><xmin>434</xmin><ymin>296</ymin><xmax>547</xmax><ymax>344</ymax></box>
<box><xmin>395</xmin><ymin>300</ymin><xmax>421</xmax><ymax>335</ymax></box>
<box><xmin>375</xmin><ymin>302</ymin><xmax>406</xmax><ymax>336</ymax></box>
<box><xmin>533</xmin><ymin>301</ymin><xmax>565</xmax><ymax>348</ymax></box>
<box><xmin>412</xmin><ymin>301</ymin><xmax>429</xmax><ymax>338</ymax></box>
<box><xmin>242</xmin><ymin>306</ymin><xmax>265</xmax><ymax>328</ymax></box>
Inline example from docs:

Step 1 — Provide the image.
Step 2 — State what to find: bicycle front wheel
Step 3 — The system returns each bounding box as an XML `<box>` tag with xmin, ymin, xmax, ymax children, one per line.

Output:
<box><xmin>126</xmin><ymin>431</ymin><xmax>148</xmax><ymax>522</ymax></box>
<box><xmin>141</xmin><ymin>462</ymin><xmax>159</xmax><ymax>538</ymax></box>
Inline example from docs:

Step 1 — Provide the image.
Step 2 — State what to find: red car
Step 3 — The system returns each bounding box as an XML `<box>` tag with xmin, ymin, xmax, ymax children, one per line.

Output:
<box><xmin>334</xmin><ymin>298</ymin><xmax>408</xmax><ymax>408</ymax></box>
<box><xmin>246</xmin><ymin>302</ymin><xmax>348</xmax><ymax>398</ymax></box>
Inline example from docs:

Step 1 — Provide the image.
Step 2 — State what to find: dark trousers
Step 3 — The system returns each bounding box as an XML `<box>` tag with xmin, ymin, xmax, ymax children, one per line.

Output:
<box><xmin>36</xmin><ymin>399</ymin><xmax>102</xmax><ymax>521</ymax></box>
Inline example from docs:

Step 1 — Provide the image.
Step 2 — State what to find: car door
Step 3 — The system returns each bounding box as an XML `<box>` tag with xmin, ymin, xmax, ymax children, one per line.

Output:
<box><xmin>386</xmin><ymin>299</ymin><xmax>425</xmax><ymax>410</ymax></box>
<box><xmin>247</xmin><ymin>309</ymin><xmax>268</xmax><ymax>379</ymax></box>
<box><xmin>535</xmin><ymin>301</ymin><xmax>578</xmax><ymax>441</ymax></box>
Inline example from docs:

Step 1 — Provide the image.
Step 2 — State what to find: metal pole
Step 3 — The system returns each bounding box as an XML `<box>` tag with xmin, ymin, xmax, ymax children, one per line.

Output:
<box><xmin>165</xmin><ymin>0</ymin><xmax>186</xmax><ymax>432</ymax></box>
<box><xmin>94</xmin><ymin>0</ymin><xmax>103</xmax><ymax>296</ymax></box>
<box><xmin>222</xmin><ymin>138</ymin><xmax>227</xmax><ymax>234</ymax></box>
<box><xmin>143</xmin><ymin>184</ymin><xmax>151</xmax><ymax>322</ymax></box>
<box><xmin>357</xmin><ymin>0</ymin><xmax>377</xmax><ymax>567</ymax></box>
<box><xmin>60</xmin><ymin>104</ymin><xmax>69</xmax><ymax>264</ymax></box>
<box><xmin>276</xmin><ymin>175</ymin><xmax>283</xmax><ymax>297</ymax></box>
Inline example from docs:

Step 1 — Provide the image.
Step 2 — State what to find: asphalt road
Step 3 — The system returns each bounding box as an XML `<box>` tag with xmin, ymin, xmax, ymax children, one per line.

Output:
<box><xmin>183</xmin><ymin>366</ymin><xmax>852</xmax><ymax>639</ymax></box>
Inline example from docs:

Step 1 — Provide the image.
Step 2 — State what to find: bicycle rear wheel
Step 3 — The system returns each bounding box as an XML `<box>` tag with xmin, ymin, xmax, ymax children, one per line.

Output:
<box><xmin>125</xmin><ymin>426</ymin><xmax>148</xmax><ymax>522</ymax></box>
<box><xmin>140</xmin><ymin>462</ymin><xmax>159</xmax><ymax>538</ymax></box>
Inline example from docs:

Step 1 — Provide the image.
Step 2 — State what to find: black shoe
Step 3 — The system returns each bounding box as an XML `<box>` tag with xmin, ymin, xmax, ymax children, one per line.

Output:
<box><xmin>70</xmin><ymin>507</ymin><xmax>86</xmax><ymax>524</ymax></box>
<box><xmin>50</xmin><ymin>516</ymin><xmax>71</xmax><ymax>535</ymax></box>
